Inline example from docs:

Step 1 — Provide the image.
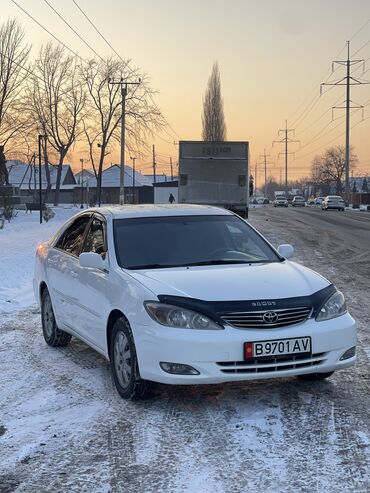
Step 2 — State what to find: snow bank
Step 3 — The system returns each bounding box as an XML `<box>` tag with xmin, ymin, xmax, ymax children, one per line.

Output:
<box><xmin>0</xmin><ymin>207</ymin><xmax>78</xmax><ymax>314</ymax></box>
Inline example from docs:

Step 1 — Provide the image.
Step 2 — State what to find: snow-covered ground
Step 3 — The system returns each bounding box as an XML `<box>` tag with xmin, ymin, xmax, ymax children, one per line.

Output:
<box><xmin>0</xmin><ymin>207</ymin><xmax>77</xmax><ymax>313</ymax></box>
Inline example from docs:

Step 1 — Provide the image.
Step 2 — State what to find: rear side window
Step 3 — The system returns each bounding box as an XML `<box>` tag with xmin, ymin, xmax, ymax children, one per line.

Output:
<box><xmin>82</xmin><ymin>218</ymin><xmax>106</xmax><ymax>258</ymax></box>
<box><xmin>56</xmin><ymin>215</ymin><xmax>91</xmax><ymax>256</ymax></box>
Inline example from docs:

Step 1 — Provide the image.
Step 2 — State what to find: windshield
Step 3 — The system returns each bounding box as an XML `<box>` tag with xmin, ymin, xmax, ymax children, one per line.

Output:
<box><xmin>113</xmin><ymin>215</ymin><xmax>281</xmax><ymax>269</ymax></box>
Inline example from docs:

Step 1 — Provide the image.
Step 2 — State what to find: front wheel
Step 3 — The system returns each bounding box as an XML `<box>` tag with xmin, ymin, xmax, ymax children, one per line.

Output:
<box><xmin>110</xmin><ymin>318</ymin><xmax>150</xmax><ymax>400</ymax></box>
<box><xmin>41</xmin><ymin>288</ymin><xmax>72</xmax><ymax>347</ymax></box>
<box><xmin>297</xmin><ymin>371</ymin><xmax>334</xmax><ymax>381</ymax></box>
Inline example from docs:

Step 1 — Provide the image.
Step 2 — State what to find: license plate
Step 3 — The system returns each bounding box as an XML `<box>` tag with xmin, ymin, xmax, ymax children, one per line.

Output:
<box><xmin>244</xmin><ymin>337</ymin><xmax>311</xmax><ymax>359</ymax></box>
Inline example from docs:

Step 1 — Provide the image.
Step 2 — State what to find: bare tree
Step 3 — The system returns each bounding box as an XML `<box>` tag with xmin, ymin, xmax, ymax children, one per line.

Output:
<box><xmin>30</xmin><ymin>42</ymin><xmax>86</xmax><ymax>205</ymax></box>
<box><xmin>311</xmin><ymin>145</ymin><xmax>357</xmax><ymax>194</ymax></box>
<box><xmin>202</xmin><ymin>62</ymin><xmax>226</xmax><ymax>141</ymax></box>
<box><xmin>81</xmin><ymin>57</ymin><xmax>165</xmax><ymax>204</ymax></box>
<box><xmin>0</xmin><ymin>19</ymin><xmax>31</xmax><ymax>184</ymax></box>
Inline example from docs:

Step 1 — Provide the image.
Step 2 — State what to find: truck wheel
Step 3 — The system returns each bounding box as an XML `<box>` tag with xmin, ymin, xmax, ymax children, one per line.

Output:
<box><xmin>110</xmin><ymin>318</ymin><xmax>150</xmax><ymax>400</ymax></box>
<box><xmin>41</xmin><ymin>288</ymin><xmax>72</xmax><ymax>347</ymax></box>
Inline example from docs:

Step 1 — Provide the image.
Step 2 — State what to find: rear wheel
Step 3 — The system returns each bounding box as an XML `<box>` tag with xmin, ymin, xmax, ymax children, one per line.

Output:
<box><xmin>110</xmin><ymin>318</ymin><xmax>150</xmax><ymax>400</ymax></box>
<box><xmin>41</xmin><ymin>288</ymin><xmax>72</xmax><ymax>347</ymax></box>
<box><xmin>297</xmin><ymin>371</ymin><xmax>334</xmax><ymax>381</ymax></box>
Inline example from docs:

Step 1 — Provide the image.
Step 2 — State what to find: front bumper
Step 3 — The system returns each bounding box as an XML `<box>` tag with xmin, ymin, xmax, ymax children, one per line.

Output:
<box><xmin>133</xmin><ymin>313</ymin><xmax>357</xmax><ymax>384</ymax></box>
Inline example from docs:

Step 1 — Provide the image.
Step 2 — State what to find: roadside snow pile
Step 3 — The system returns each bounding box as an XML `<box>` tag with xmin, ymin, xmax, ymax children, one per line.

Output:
<box><xmin>0</xmin><ymin>207</ymin><xmax>77</xmax><ymax>314</ymax></box>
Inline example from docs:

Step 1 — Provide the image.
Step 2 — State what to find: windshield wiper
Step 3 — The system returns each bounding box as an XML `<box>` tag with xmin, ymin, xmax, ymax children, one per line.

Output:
<box><xmin>125</xmin><ymin>259</ymin><xmax>273</xmax><ymax>270</ymax></box>
<box><xmin>183</xmin><ymin>259</ymin><xmax>270</xmax><ymax>266</ymax></box>
<box><xmin>125</xmin><ymin>263</ymin><xmax>177</xmax><ymax>270</ymax></box>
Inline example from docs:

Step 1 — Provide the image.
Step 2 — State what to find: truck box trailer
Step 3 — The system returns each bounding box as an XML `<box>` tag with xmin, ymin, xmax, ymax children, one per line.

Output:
<box><xmin>178</xmin><ymin>141</ymin><xmax>249</xmax><ymax>217</ymax></box>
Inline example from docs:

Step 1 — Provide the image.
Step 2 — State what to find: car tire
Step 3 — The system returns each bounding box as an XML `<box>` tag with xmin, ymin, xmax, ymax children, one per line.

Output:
<box><xmin>41</xmin><ymin>288</ymin><xmax>72</xmax><ymax>347</ymax></box>
<box><xmin>297</xmin><ymin>371</ymin><xmax>335</xmax><ymax>381</ymax></box>
<box><xmin>110</xmin><ymin>317</ymin><xmax>150</xmax><ymax>400</ymax></box>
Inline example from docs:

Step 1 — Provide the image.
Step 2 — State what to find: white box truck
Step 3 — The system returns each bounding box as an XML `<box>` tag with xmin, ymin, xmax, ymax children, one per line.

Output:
<box><xmin>178</xmin><ymin>141</ymin><xmax>249</xmax><ymax>217</ymax></box>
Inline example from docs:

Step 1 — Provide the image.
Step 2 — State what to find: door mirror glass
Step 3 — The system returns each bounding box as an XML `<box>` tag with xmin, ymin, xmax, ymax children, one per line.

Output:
<box><xmin>79</xmin><ymin>252</ymin><xmax>107</xmax><ymax>270</ymax></box>
<box><xmin>277</xmin><ymin>244</ymin><xmax>294</xmax><ymax>259</ymax></box>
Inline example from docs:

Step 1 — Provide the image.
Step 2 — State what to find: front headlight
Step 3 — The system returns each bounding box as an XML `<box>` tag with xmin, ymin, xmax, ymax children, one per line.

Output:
<box><xmin>144</xmin><ymin>301</ymin><xmax>224</xmax><ymax>330</ymax></box>
<box><xmin>316</xmin><ymin>290</ymin><xmax>347</xmax><ymax>322</ymax></box>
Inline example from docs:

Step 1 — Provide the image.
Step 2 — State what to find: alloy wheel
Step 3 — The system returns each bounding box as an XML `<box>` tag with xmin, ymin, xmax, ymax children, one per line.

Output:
<box><xmin>43</xmin><ymin>293</ymin><xmax>55</xmax><ymax>338</ymax></box>
<box><xmin>114</xmin><ymin>331</ymin><xmax>132</xmax><ymax>389</ymax></box>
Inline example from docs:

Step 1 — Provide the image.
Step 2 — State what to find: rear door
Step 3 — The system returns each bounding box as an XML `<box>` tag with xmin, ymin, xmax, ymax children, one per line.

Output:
<box><xmin>47</xmin><ymin>213</ymin><xmax>92</xmax><ymax>330</ymax></box>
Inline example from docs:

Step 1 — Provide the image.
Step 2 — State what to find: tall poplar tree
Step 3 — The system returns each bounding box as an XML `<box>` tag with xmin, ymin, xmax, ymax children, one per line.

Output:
<box><xmin>202</xmin><ymin>62</ymin><xmax>226</xmax><ymax>141</ymax></box>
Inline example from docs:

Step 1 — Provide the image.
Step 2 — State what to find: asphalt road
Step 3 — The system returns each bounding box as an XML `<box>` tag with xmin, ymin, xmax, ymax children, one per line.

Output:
<box><xmin>268</xmin><ymin>205</ymin><xmax>370</xmax><ymax>253</ymax></box>
<box><xmin>0</xmin><ymin>205</ymin><xmax>369</xmax><ymax>493</ymax></box>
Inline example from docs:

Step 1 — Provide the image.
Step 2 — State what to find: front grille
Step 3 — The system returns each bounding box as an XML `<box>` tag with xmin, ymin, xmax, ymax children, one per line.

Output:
<box><xmin>220</xmin><ymin>307</ymin><xmax>312</xmax><ymax>329</ymax></box>
<box><xmin>217</xmin><ymin>352</ymin><xmax>327</xmax><ymax>374</ymax></box>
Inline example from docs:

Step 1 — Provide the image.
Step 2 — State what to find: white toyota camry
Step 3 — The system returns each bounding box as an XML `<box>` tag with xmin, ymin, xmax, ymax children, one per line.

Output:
<box><xmin>34</xmin><ymin>205</ymin><xmax>357</xmax><ymax>399</ymax></box>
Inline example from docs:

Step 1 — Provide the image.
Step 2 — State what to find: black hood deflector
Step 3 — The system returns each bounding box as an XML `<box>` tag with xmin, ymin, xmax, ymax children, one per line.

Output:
<box><xmin>157</xmin><ymin>284</ymin><xmax>336</xmax><ymax>326</ymax></box>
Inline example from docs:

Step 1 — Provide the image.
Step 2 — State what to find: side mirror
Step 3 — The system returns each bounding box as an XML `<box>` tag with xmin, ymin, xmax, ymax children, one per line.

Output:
<box><xmin>79</xmin><ymin>252</ymin><xmax>108</xmax><ymax>271</ymax></box>
<box><xmin>277</xmin><ymin>244</ymin><xmax>294</xmax><ymax>259</ymax></box>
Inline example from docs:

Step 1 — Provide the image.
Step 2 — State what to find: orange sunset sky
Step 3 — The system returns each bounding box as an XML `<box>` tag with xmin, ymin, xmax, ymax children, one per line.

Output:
<box><xmin>4</xmin><ymin>0</ymin><xmax>370</xmax><ymax>184</ymax></box>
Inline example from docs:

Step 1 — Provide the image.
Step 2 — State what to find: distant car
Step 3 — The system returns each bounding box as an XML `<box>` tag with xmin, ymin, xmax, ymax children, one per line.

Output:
<box><xmin>256</xmin><ymin>197</ymin><xmax>269</xmax><ymax>205</ymax></box>
<box><xmin>292</xmin><ymin>196</ymin><xmax>306</xmax><ymax>207</ymax></box>
<box><xmin>322</xmin><ymin>196</ymin><xmax>345</xmax><ymax>211</ymax></box>
<box><xmin>274</xmin><ymin>196</ymin><xmax>288</xmax><ymax>207</ymax></box>
<box><xmin>315</xmin><ymin>197</ymin><xmax>325</xmax><ymax>205</ymax></box>
<box><xmin>307</xmin><ymin>198</ymin><xmax>315</xmax><ymax>205</ymax></box>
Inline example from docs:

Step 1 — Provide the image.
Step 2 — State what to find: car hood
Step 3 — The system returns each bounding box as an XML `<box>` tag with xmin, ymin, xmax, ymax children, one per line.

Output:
<box><xmin>129</xmin><ymin>261</ymin><xmax>330</xmax><ymax>301</ymax></box>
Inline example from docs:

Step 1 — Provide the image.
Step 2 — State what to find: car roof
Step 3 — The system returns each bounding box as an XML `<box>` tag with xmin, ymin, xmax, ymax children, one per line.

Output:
<box><xmin>85</xmin><ymin>204</ymin><xmax>233</xmax><ymax>219</ymax></box>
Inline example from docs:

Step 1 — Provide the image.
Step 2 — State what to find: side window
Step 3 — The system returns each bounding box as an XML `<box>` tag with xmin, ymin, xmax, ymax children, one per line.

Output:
<box><xmin>82</xmin><ymin>218</ymin><xmax>106</xmax><ymax>258</ymax></box>
<box><xmin>56</xmin><ymin>215</ymin><xmax>91</xmax><ymax>256</ymax></box>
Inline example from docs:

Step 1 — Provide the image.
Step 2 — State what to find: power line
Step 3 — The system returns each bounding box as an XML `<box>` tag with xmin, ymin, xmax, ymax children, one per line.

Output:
<box><xmin>294</xmin><ymin>111</ymin><xmax>370</xmax><ymax>161</ymax></box>
<box><xmin>43</xmin><ymin>0</ymin><xmax>104</xmax><ymax>61</ymax></box>
<box><xmin>12</xmin><ymin>0</ymin><xmax>180</xmax><ymax>157</ymax></box>
<box><xmin>320</xmin><ymin>40</ymin><xmax>370</xmax><ymax>205</ymax></box>
<box><xmin>273</xmin><ymin>121</ymin><xmax>300</xmax><ymax>191</ymax></box>
<box><xmin>289</xmin><ymin>43</ymin><xmax>347</xmax><ymax>128</ymax></box>
<box><xmin>258</xmin><ymin>149</ymin><xmax>273</xmax><ymax>196</ymax></box>
<box><xmin>71</xmin><ymin>0</ymin><xmax>181</xmax><ymax>142</ymax></box>
<box><xmin>288</xmin><ymin>21</ymin><xmax>370</xmax><ymax>131</ymax></box>
<box><xmin>72</xmin><ymin>0</ymin><xmax>130</xmax><ymax>70</ymax></box>
<box><xmin>11</xmin><ymin>0</ymin><xmax>88</xmax><ymax>63</ymax></box>
<box><xmin>352</xmin><ymin>40</ymin><xmax>370</xmax><ymax>57</ymax></box>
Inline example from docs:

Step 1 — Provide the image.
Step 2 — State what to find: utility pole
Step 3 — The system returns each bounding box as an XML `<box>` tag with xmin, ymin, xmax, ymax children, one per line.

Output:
<box><xmin>130</xmin><ymin>156</ymin><xmax>136</xmax><ymax>204</ymax></box>
<box><xmin>273</xmin><ymin>121</ymin><xmax>300</xmax><ymax>194</ymax></box>
<box><xmin>108</xmin><ymin>78</ymin><xmax>141</xmax><ymax>205</ymax></box>
<box><xmin>170</xmin><ymin>157</ymin><xmax>173</xmax><ymax>181</ymax></box>
<box><xmin>320</xmin><ymin>41</ymin><xmax>369</xmax><ymax>207</ymax></box>
<box><xmin>38</xmin><ymin>134</ymin><xmax>47</xmax><ymax>224</ymax></box>
<box><xmin>259</xmin><ymin>149</ymin><xmax>273</xmax><ymax>198</ymax></box>
<box><xmin>254</xmin><ymin>160</ymin><xmax>258</xmax><ymax>194</ymax></box>
<box><xmin>80</xmin><ymin>158</ymin><xmax>89</xmax><ymax>208</ymax></box>
<box><xmin>152</xmin><ymin>144</ymin><xmax>157</xmax><ymax>183</ymax></box>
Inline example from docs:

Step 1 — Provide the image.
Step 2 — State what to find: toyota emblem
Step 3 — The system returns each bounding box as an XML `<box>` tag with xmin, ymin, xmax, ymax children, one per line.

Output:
<box><xmin>263</xmin><ymin>311</ymin><xmax>279</xmax><ymax>324</ymax></box>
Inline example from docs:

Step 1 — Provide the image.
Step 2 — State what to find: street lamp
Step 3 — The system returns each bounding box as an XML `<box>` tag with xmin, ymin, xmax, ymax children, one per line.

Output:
<box><xmin>130</xmin><ymin>156</ymin><xmax>136</xmax><ymax>204</ymax></box>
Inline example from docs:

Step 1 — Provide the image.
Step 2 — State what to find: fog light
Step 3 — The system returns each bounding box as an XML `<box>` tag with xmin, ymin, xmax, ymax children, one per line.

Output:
<box><xmin>339</xmin><ymin>346</ymin><xmax>356</xmax><ymax>361</ymax></box>
<box><xmin>160</xmin><ymin>362</ymin><xmax>200</xmax><ymax>375</ymax></box>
